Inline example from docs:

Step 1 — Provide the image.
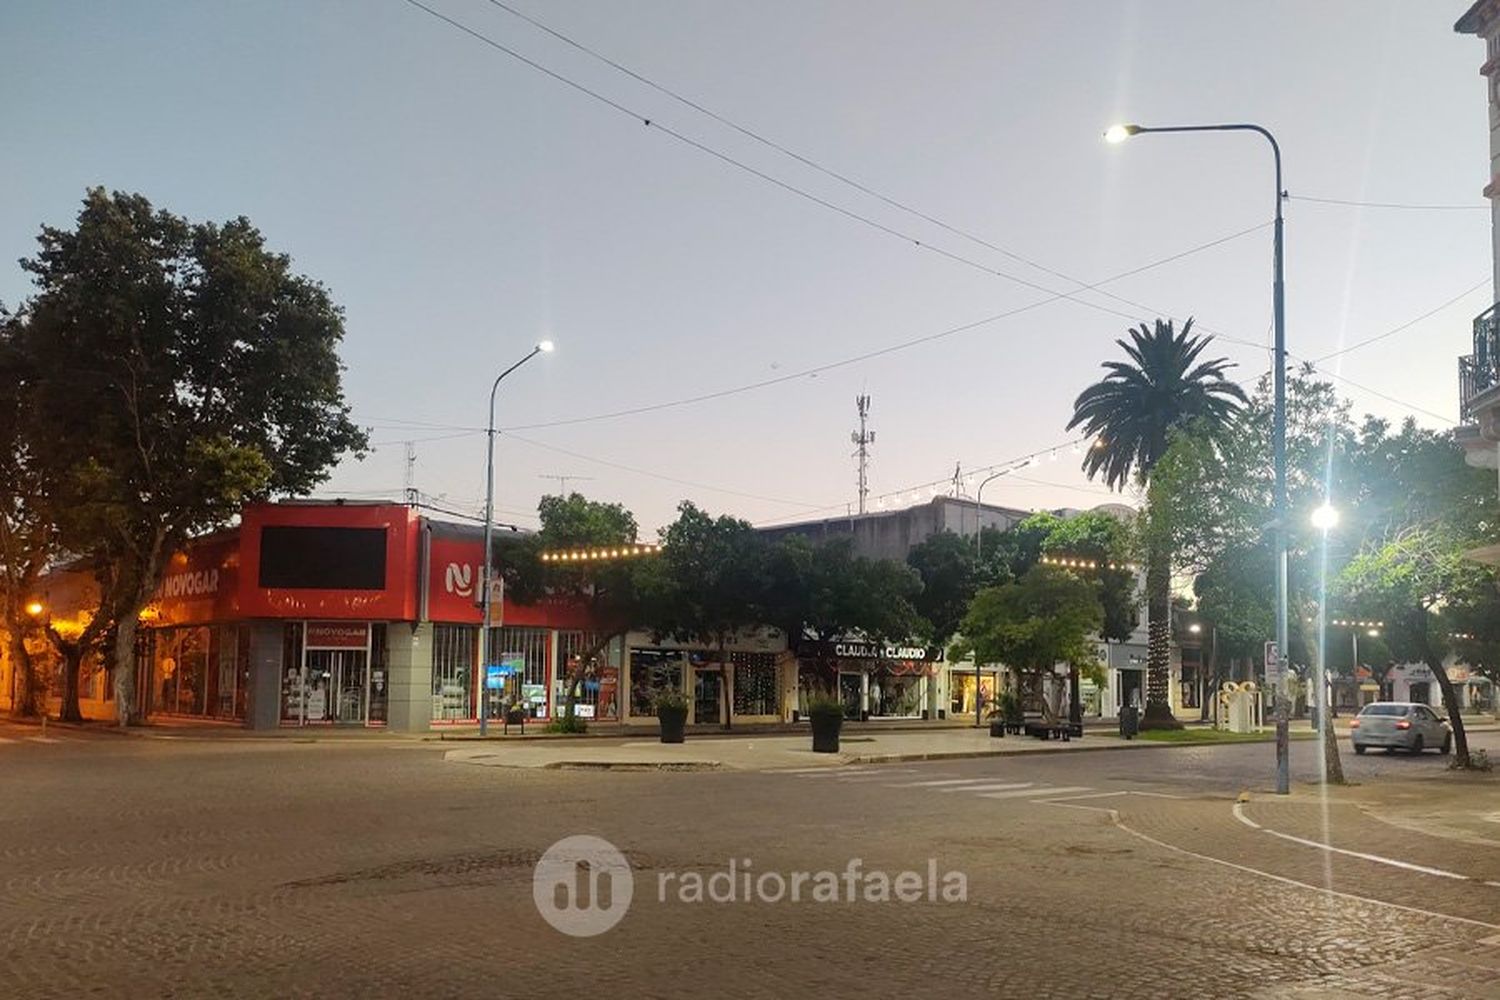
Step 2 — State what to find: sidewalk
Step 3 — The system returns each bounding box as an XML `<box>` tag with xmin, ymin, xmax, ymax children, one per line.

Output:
<box><xmin>443</xmin><ymin>727</ymin><xmax>1163</xmax><ymax>771</ymax></box>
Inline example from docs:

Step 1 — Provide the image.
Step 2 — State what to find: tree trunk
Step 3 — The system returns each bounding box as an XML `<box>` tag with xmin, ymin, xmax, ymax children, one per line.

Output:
<box><xmin>1321</xmin><ymin>705</ymin><xmax>1345</xmax><ymax>784</ymax></box>
<box><xmin>1068</xmin><ymin>665</ymin><xmax>1081</xmax><ymax>726</ymax></box>
<box><xmin>719</xmin><ymin>634</ymin><xmax>732</xmax><ymax>732</ymax></box>
<box><xmin>113</xmin><ymin>616</ymin><xmax>142</xmax><ymax>726</ymax></box>
<box><xmin>1428</xmin><ymin>653</ymin><xmax>1471</xmax><ymax>768</ymax></box>
<box><xmin>56</xmin><ymin>644</ymin><xmax>83</xmax><ymax>723</ymax></box>
<box><xmin>1140</xmin><ymin>542</ymin><xmax>1180</xmax><ymax>730</ymax></box>
<box><xmin>7</xmin><ymin>625</ymin><xmax>38</xmax><ymax>717</ymax></box>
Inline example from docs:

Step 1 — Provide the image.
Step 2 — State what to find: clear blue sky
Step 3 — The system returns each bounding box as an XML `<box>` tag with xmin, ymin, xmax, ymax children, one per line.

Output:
<box><xmin>2</xmin><ymin>1</ymin><xmax>1490</xmax><ymax>533</ymax></box>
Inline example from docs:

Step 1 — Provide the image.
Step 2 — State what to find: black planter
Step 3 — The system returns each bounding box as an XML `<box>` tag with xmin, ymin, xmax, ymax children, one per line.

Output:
<box><xmin>658</xmin><ymin>706</ymin><xmax>687</xmax><ymax>744</ymax></box>
<box><xmin>810</xmin><ymin>711</ymin><xmax>842</xmax><ymax>753</ymax></box>
<box><xmin>989</xmin><ymin>721</ymin><xmax>1005</xmax><ymax>738</ymax></box>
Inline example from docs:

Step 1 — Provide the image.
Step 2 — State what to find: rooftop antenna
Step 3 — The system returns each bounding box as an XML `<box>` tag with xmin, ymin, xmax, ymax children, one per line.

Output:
<box><xmin>539</xmin><ymin>473</ymin><xmax>594</xmax><ymax>495</ymax></box>
<box><xmin>851</xmin><ymin>395</ymin><xmax>874</xmax><ymax>514</ymax></box>
<box><xmin>403</xmin><ymin>442</ymin><xmax>418</xmax><ymax>507</ymax></box>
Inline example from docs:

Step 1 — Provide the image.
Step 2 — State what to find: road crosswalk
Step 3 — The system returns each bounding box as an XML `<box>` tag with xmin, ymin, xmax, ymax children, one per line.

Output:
<box><xmin>771</xmin><ymin>766</ymin><xmax>1096</xmax><ymax>804</ymax></box>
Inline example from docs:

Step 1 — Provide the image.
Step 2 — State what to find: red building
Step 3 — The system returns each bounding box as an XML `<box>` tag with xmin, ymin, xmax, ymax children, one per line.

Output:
<box><xmin>3</xmin><ymin>501</ymin><xmax>609</xmax><ymax>731</ymax></box>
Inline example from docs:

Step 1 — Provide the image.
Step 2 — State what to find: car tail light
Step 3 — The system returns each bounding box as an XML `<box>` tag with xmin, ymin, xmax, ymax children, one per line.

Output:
<box><xmin>1395</xmin><ymin>719</ymin><xmax>1411</xmax><ymax>730</ymax></box>
<box><xmin>1349</xmin><ymin>719</ymin><xmax>1360</xmax><ymax>729</ymax></box>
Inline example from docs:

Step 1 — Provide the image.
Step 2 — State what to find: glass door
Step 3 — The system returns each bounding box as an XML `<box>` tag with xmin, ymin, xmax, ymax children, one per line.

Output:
<box><xmin>331</xmin><ymin>650</ymin><xmax>369</xmax><ymax>724</ymax></box>
<box><xmin>838</xmin><ymin>672</ymin><xmax>863</xmax><ymax>720</ymax></box>
<box><xmin>693</xmin><ymin>669</ymin><xmax>722</xmax><ymax>726</ymax></box>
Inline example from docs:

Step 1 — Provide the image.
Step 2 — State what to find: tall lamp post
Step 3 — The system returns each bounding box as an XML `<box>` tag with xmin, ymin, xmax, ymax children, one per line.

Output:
<box><xmin>479</xmin><ymin>340</ymin><xmax>554</xmax><ymax>736</ymax></box>
<box><xmin>971</xmin><ymin>467</ymin><xmax>1016</xmax><ymax>727</ymax></box>
<box><xmin>1106</xmin><ymin>121</ymin><xmax>1289</xmax><ymax>793</ymax></box>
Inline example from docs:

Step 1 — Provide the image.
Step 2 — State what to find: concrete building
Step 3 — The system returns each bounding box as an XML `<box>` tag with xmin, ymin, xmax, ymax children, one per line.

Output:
<box><xmin>1455</xmin><ymin>2</ymin><xmax>1500</xmax><ymax>564</ymax></box>
<box><xmin>758</xmin><ymin>495</ymin><xmax>1030</xmax><ymax>562</ymax></box>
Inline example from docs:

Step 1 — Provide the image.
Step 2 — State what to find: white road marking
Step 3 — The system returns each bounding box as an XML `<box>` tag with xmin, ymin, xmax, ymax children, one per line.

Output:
<box><xmin>980</xmin><ymin>785</ymin><xmax>1091</xmax><ymax>799</ymax></box>
<box><xmin>777</xmin><ymin>766</ymin><xmax>858</xmax><ymax>775</ymax></box>
<box><xmin>791</xmin><ymin>767</ymin><xmax>876</xmax><ymax>777</ymax></box>
<box><xmin>835</xmin><ymin>770</ymin><xmax>918</xmax><ymax>782</ymax></box>
<box><xmin>936</xmin><ymin>782</ymin><xmax>1033</xmax><ymax>794</ymax></box>
<box><xmin>1233</xmin><ymin>802</ymin><xmax>1470</xmax><ymax>881</ymax></box>
<box><xmin>895</xmin><ymin>778</ymin><xmax>1002</xmax><ymax>788</ymax></box>
<box><xmin>27</xmin><ymin>736</ymin><xmax>63</xmax><ymax>744</ymax></box>
<box><xmin>1039</xmin><ymin>800</ymin><xmax>1500</xmax><ymax>932</ymax></box>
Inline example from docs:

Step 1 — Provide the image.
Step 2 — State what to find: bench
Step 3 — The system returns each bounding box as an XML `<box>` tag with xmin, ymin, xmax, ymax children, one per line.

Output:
<box><xmin>1023</xmin><ymin>721</ymin><xmax>1080</xmax><ymax>741</ymax></box>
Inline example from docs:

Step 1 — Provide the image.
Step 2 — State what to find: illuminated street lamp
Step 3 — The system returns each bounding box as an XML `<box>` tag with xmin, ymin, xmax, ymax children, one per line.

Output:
<box><xmin>479</xmin><ymin>339</ymin><xmax>554</xmax><ymax>736</ymax></box>
<box><xmin>1310</xmin><ymin>503</ymin><xmax>1340</xmax><ymax>532</ymax></box>
<box><xmin>1106</xmin><ymin>118</ymin><xmax>1290</xmax><ymax>793</ymax></box>
<box><xmin>25</xmin><ymin>601</ymin><xmax>44</xmax><ymax>617</ymax></box>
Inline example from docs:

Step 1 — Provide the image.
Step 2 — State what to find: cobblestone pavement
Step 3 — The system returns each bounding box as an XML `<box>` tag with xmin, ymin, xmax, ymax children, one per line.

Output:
<box><xmin>1</xmin><ymin>733</ymin><xmax>1497</xmax><ymax>999</ymax></box>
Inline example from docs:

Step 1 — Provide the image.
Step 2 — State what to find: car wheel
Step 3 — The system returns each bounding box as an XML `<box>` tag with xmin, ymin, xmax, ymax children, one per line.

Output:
<box><xmin>1441</xmin><ymin>735</ymin><xmax>1452</xmax><ymax>755</ymax></box>
<box><xmin>1411</xmin><ymin>734</ymin><xmax>1424</xmax><ymax>754</ymax></box>
<box><xmin>1354</xmin><ymin>744</ymin><xmax>1367</xmax><ymax>755</ymax></box>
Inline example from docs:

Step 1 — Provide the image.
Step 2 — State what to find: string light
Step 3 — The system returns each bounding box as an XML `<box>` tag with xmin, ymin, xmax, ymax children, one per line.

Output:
<box><xmin>1330</xmin><ymin>619</ymin><xmax>1385</xmax><ymax>629</ymax></box>
<box><xmin>540</xmin><ymin>543</ymin><xmax>662</xmax><ymax>563</ymax></box>
<box><xmin>1039</xmin><ymin>554</ymin><xmax>1138</xmax><ymax>572</ymax></box>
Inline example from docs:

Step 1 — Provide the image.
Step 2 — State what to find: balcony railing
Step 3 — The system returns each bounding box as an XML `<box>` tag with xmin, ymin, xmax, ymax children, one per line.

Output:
<box><xmin>1460</xmin><ymin>303</ymin><xmax>1500</xmax><ymax>422</ymax></box>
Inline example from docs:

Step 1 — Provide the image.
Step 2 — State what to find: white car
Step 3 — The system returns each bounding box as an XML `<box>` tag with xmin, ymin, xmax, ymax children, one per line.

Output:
<box><xmin>1350</xmin><ymin>702</ymin><xmax>1452</xmax><ymax>755</ymax></box>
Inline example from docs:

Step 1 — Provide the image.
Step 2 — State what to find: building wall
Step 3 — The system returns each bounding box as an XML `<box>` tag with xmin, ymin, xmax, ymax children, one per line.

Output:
<box><xmin>759</xmin><ymin>497</ymin><xmax>1029</xmax><ymax>562</ymax></box>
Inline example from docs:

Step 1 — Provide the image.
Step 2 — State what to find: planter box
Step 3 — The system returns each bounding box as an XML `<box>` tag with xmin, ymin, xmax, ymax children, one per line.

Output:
<box><xmin>658</xmin><ymin>707</ymin><xmax>687</xmax><ymax>744</ymax></box>
<box><xmin>810</xmin><ymin>712</ymin><xmax>842</xmax><ymax>753</ymax></box>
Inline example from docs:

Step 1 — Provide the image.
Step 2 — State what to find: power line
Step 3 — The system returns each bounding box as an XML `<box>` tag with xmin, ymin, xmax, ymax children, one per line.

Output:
<box><xmin>503</xmin><ymin>431</ymin><xmax>831</xmax><ymax>508</ymax></box>
<box><xmin>1287</xmin><ymin>194</ymin><xmax>1489</xmax><ymax>212</ymax></box>
<box><xmin>1307</xmin><ymin>276</ymin><xmax>1488</xmax><ymax>363</ymax></box>
<box><xmin>400</xmin><ymin>0</ymin><xmax>1272</xmax><ymax>334</ymax></box>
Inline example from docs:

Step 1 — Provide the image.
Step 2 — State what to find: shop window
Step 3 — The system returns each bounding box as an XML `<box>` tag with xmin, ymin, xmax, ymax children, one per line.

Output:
<box><xmin>152</xmin><ymin>626</ymin><xmax>210</xmax><ymax>717</ymax></box>
<box><xmin>731</xmin><ymin>653</ymin><xmax>778</xmax><ymax>717</ymax></box>
<box><xmin>432</xmin><ymin>624</ymin><xmax>477</xmax><ymax>721</ymax></box>
<box><xmin>629</xmin><ymin>649</ymin><xmax>684</xmax><ymax>717</ymax></box>
<box><xmin>557</xmin><ymin>632</ymin><xmax>619</xmax><ymax>721</ymax></box>
<box><xmin>1181</xmin><ymin>665</ymin><xmax>1200</xmax><ymax>709</ymax></box>
<box><xmin>870</xmin><ymin>671</ymin><xmax>924</xmax><ymax>717</ymax></box>
<box><xmin>280</xmin><ymin>622</ymin><xmax>305</xmax><ymax>723</ymax></box>
<box><xmin>490</xmin><ymin>626</ymin><xmax>551</xmax><ymax>719</ymax></box>
<box><xmin>369</xmin><ymin>624</ymin><xmax>388</xmax><ymax>724</ymax></box>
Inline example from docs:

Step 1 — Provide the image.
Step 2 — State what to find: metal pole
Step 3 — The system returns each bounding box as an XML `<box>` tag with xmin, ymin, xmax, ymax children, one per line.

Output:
<box><xmin>1115</xmin><ymin>122</ymin><xmax>1288</xmax><ymax>793</ymax></box>
<box><xmin>479</xmin><ymin>344</ymin><xmax>548</xmax><ymax>736</ymax></box>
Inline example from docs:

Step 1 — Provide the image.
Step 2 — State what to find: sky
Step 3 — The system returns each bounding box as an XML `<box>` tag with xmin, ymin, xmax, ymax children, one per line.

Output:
<box><xmin>1</xmin><ymin>1</ymin><xmax>1492</xmax><ymax>535</ymax></box>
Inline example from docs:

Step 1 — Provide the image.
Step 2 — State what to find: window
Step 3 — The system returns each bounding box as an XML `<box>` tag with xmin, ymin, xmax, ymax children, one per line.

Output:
<box><xmin>151</xmin><ymin>626</ymin><xmax>210</xmax><ymax>717</ymax></box>
<box><xmin>630</xmin><ymin>649</ymin><xmax>684</xmax><ymax>717</ymax></box>
<box><xmin>731</xmin><ymin>652</ymin><xmax>778</xmax><ymax>716</ymax></box>
<box><xmin>490</xmin><ymin>627</ymin><xmax>551</xmax><ymax>718</ymax></box>
<box><xmin>432</xmin><ymin>624</ymin><xmax>477</xmax><ymax>721</ymax></box>
<box><xmin>1181</xmin><ymin>665</ymin><xmax>1200</xmax><ymax>708</ymax></box>
<box><xmin>557</xmin><ymin>632</ymin><xmax>619</xmax><ymax>721</ymax></box>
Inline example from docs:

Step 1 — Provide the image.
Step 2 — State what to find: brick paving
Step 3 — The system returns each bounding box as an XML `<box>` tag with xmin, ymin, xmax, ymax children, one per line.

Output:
<box><xmin>1</xmin><ymin>731</ymin><xmax>1497</xmax><ymax>999</ymax></box>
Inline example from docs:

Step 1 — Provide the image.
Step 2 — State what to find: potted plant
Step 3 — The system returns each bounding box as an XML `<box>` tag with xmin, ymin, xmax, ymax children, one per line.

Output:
<box><xmin>995</xmin><ymin>688</ymin><xmax>1021</xmax><ymax>734</ymax></box>
<box><xmin>805</xmin><ymin>690</ymin><xmax>845</xmax><ymax>754</ymax></box>
<box><xmin>655</xmin><ymin>689</ymin><xmax>689</xmax><ymax>744</ymax></box>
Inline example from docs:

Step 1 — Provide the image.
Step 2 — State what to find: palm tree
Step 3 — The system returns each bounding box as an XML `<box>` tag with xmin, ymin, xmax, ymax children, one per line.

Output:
<box><xmin>1067</xmin><ymin>318</ymin><xmax>1247</xmax><ymax>729</ymax></box>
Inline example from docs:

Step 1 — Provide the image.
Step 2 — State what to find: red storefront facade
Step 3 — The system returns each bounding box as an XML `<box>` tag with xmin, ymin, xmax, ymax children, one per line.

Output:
<box><xmin>16</xmin><ymin>501</ymin><xmax>606</xmax><ymax>731</ymax></box>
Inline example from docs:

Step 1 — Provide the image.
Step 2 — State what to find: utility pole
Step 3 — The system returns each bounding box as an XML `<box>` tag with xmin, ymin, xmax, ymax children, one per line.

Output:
<box><xmin>851</xmin><ymin>395</ymin><xmax>875</xmax><ymax>514</ymax></box>
<box><xmin>403</xmin><ymin>442</ymin><xmax>418</xmax><ymax>507</ymax></box>
<box><xmin>538</xmin><ymin>473</ymin><xmax>593</xmax><ymax>495</ymax></box>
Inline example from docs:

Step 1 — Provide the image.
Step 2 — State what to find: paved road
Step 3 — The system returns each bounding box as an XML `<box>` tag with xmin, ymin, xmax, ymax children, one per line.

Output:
<box><xmin>1</xmin><ymin>726</ymin><xmax>1497</xmax><ymax>999</ymax></box>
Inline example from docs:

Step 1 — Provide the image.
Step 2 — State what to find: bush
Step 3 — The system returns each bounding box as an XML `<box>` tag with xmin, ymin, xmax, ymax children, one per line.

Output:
<box><xmin>544</xmin><ymin>714</ymin><xmax>588</xmax><ymax>734</ymax></box>
<box><xmin>654</xmin><ymin>689</ymin><xmax>689</xmax><ymax>714</ymax></box>
<box><xmin>804</xmin><ymin>689</ymin><xmax>844</xmax><ymax>719</ymax></box>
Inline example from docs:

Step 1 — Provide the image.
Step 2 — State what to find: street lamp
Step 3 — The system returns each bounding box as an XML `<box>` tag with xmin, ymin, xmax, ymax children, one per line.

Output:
<box><xmin>1310</xmin><ymin>503</ymin><xmax>1340</xmax><ymax>532</ymax></box>
<box><xmin>479</xmin><ymin>340</ymin><xmax>554</xmax><ymax>736</ymax></box>
<box><xmin>1106</xmin><ymin>119</ymin><xmax>1289</xmax><ymax>793</ymax></box>
<box><xmin>25</xmin><ymin>601</ymin><xmax>43</xmax><ymax>617</ymax></box>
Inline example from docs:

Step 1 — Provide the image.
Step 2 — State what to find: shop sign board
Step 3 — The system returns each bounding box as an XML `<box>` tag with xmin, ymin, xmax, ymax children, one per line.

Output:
<box><xmin>803</xmin><ymin>640</ymin><xmax>943</xmax><ymax>662</ymax></box>
<box><xmin>523</xmin><ymin>683</ymin><xmax>547</xmax><ymax>706</ymax></box>
<box><xmin>305</xmin><ymin>621</ymin><xmax>370</xmax><ymax>650</ymax></box>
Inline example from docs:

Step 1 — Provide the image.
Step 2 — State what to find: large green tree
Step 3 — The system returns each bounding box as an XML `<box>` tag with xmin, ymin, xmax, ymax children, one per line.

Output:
<box><xmin>906</xmin><ymin>531</ymin><xmax>977</xmax><ymax>646</ymax></box>
<box><xmin>1067</xmin><ymin>318</ymin><xmax>1247</xmax><ymax>728</ymax></box>
<box><xmin>764</xmin><ymin>534</ymin><xmax>923</xmax><ymax>692</ymax></box>
<box><xmin>4</xmin><ymin>189</ymin><xmax>366</xmax><ymax>723</ymax></box>
<box><xmin>0</xmin><ymin>332</ymin><xmax>52</xmax><ymax>716</ymax></box>
<box><xmin>650</xmin><ymin>502</ymin><xmax>772</xmax><ymax>730</ymax></box>
<box><xmin>1336</xmin><ymin>418</ymin><xmax>1500</xmax><ymax>769</ymax></box>
<box><xmin>951</xmin><ymin>565</ymin><xmax>1103</xmax><ymax>723</ymax></box>
<box><xmin>499</xmin><ymin>492</ymin><xmax>652</xmax><ymax>724</ymax></box>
